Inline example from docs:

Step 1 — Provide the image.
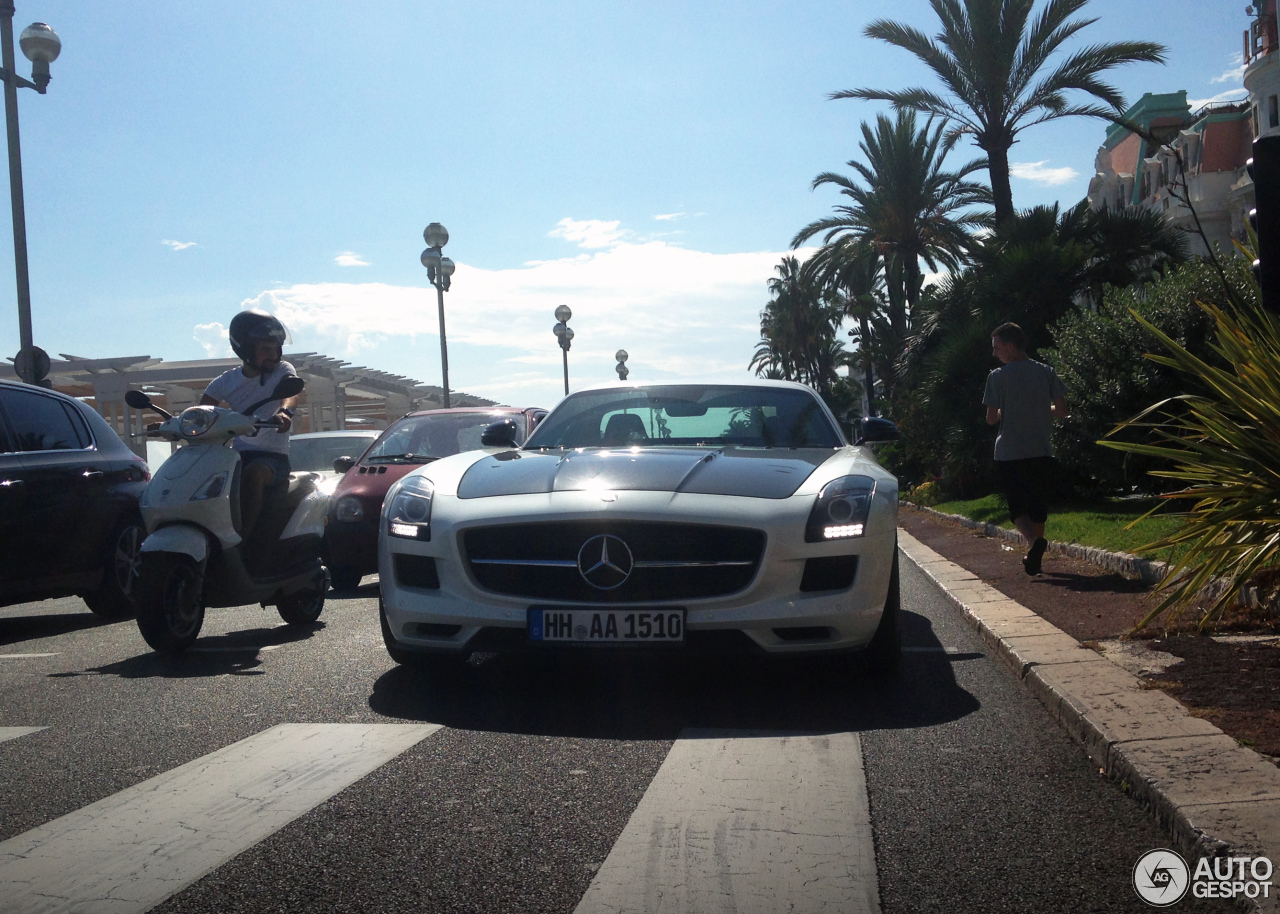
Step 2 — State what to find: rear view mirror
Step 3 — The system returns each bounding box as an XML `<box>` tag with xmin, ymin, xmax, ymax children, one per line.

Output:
<box><xmin>125</xmin><ymin>388</ymin><xmax>173</xmax><ymax>420</ymax></box>
<box><xmin>481</xmin><ymin>418</ymin><xmax>520</xmax><ymax>448</ymax></box>
<box><xmin>661</xmin><ymin>400</ymin><xmax>708</xmax><ymax>418</ymax></box>
<box><xmin>855</xmin><ymin>417</ymin><xmax>900</xmax><ymax>446</ymax></box>
<box><xmin>272</xmin><ymin>375</ymin><xmax>306</xmax><ymax>400</ymax></box>
<box><xmin>333</xmin><ymin>456</ymin><xmax>356</xmax><ymax>474</ymax></box>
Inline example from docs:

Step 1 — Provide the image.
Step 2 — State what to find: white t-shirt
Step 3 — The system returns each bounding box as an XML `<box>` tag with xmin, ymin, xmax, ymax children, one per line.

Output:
<box><xmin>203</xmin><ymin>360</ymin><xmax>296</xmax><ymax>454</ymax></box>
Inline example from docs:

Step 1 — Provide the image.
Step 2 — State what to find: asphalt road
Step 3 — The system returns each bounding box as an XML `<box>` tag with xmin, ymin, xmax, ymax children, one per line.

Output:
<box><xmin>0</xmin><ymin>558</ymin><xmax>1237</xmax><ymax>913</ymax></box>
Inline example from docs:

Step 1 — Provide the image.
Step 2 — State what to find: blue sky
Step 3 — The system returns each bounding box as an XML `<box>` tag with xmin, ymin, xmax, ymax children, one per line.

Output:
<box><xmin>0</xmin><ymin>0</ymin><xmax>1249</xmax><ymax>407</ymax></box>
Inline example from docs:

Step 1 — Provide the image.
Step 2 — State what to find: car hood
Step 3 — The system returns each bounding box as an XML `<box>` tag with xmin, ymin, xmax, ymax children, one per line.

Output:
<box><xmin>456</xmin><ymin>447</ymin><xmax>834</xmax><ymax>500</ymax></box>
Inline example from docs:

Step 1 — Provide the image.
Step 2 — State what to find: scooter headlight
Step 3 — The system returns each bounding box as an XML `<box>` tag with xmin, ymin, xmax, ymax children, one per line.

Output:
<box><xmin>179</xmin><ymin>406</ymin><xmax>216</xmax><ymax>438</ymax></box>
<box><xmin>805</xmin><ymin>475</ymin><xmax>876</xmax><ymax>542</ymax></box>
<box><xmin>385</xmin><ymin>475</ymin><xmax>434</xmax><ymax>540</ymax></box>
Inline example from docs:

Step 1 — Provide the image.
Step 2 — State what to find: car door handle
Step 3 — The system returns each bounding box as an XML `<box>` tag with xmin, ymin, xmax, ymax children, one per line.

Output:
<box><xmin>81</xmin><ymin>468</ymin><xmax>104</xmax><ymax>479</ymax></box>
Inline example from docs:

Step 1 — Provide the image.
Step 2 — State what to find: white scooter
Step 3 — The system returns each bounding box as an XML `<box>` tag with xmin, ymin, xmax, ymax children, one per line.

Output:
<box><xmin>125</xmin><ymin>378</ymin><xmax>330</xmax><ymax>654</ymax></box>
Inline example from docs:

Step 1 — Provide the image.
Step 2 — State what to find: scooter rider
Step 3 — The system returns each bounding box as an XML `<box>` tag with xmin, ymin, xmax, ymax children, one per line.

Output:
<box><xmin>199</xmin><ymin>310</ymin><xmax>298</xmax><ymax>536</ymax></box>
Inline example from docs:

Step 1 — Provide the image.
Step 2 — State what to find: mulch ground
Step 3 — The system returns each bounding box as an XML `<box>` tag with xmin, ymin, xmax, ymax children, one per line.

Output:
<box><xmin>898</xmin><ymin>504</ymin><xmax>1280</xmax><ymax>762</ymax></box>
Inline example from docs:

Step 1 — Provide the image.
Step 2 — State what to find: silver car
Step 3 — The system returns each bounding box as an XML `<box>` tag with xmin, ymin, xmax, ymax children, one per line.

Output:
<box><xmin>378</xmin><ymin>380</ymin><xmax>901</xmax><ymax>674</ymax></box>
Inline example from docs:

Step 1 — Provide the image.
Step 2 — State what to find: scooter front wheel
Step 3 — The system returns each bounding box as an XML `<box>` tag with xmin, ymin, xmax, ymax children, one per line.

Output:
<box><xmin>135</xmin><ymin>554</ymin><xmax>205</xmax><ymax>653</ymax></box>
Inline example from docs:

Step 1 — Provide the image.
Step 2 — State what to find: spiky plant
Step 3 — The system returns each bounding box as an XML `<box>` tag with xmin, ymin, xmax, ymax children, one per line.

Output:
<box><xmin>1102</xmin><ymin>299</ymin><xmax>1280</xmax><ymax>630</ymax></box>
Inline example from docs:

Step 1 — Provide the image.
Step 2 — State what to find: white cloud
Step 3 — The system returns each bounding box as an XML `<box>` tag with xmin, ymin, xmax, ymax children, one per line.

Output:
<box><xmin>161</xmin><ymin>239</ymin><xmax>197</xmax><ymax>251</ymax></box>
<box><xmin>654</xmin><ymin>212</ymin><xmax>686</xmax><ymax>221</ymax></box>
<box><xmin>1212</xmin><ymin>53</ymin><xmax>1246</xmax><ymax>84</ymax></box>
<box><xmin>549</xmin><ymin>217</ymin><xmax>627</xmax><ymax>249</ymax></box>
<box><xmin>334</xmin><ymin>251</ymin><xmax>370</xmax><ymax>267</ymax></box>
<box><xmin>1009</xmin><ymin>161</ymin><xmax>1079</xmax><ymax>186</ymax></box>
<box><xmin>1188</xmin><ymin>88</ymin><xmax>1248</xmax><ymax>109</ymax></box>
<box><xmin>241</xmin><ymin>226</ymin><xmax>811</xmax><ymax>406</ymax></box>
<box><xmin>193</xmin><ymin>321</ymin><xmax>232</xmax><ymax>358</ymax></box>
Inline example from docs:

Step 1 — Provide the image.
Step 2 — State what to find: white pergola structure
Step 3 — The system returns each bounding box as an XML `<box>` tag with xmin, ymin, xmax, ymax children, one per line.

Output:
<box><xmin>0</xmin><ymin>352</ymin><xmax>495</xmax><ymax>458</ymax></box>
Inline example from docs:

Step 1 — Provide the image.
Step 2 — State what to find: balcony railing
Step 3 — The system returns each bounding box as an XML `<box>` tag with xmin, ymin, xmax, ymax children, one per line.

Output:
<box><xmin>1246</xmin><ymin>14</ymin><xmax>1279</xmax><ymax>64</ymax></box>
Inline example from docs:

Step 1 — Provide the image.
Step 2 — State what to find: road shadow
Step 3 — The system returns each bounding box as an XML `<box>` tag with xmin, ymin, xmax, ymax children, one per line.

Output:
<box><xmin>369</xmin><ymin>610</ymin><xmax>981</xmax><ymax>740</ymax></box>
<box><xmin>46</xmin><ymin>621</ymin><xmax>325</xmax><ymax>680</ymax></box>
<box><xmin>0</xmin><ymin>611</ymin><xmax>116</xmax><ymax>647</ymax></box>
<box><xmin>1030</xmin><ymin>570</ymin><xmax>1149</xmax><ymax>595</ymax></box>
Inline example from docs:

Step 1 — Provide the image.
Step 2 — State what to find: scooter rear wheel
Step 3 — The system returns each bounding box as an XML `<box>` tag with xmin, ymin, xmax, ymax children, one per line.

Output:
<box><xmin>277</xmin><ymin>587</ymin><xmax>326</xmax><ymax>625</ymax></box>
<box><xmin>135</xmin><ymin>554</ymin><xmax>205</xmax><ymax>653</ymax></box>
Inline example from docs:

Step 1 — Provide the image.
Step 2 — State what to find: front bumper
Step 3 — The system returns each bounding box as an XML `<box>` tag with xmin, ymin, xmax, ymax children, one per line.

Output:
<box><xmin>379</xmin><ymin>489</ymin><xmax>897</xmax><ymax>657</ymax></box>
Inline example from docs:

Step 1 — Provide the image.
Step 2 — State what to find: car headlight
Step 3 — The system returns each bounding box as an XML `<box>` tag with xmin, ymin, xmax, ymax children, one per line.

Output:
<box><xmin>334</xmin><ymin>495</ymin><xmax>364</xmax><ymax>522</ymax></box>
<box><xmin>179</xmin><ymin>406</ymin><xmax>216</xmax><ymax>438</ymax></box>
<box><xmin>805</xmin><ymin>475</ymin><xmax>876</xmax><ymax>542</ymax></box>
<box><xmin>384</xmin><ymin>475</ymin><xmax>433</xmax><ymax>540</ymax></box>
<box><xmin>190</xmin><ymin>471</ymin><xmax>228</xmax><ymax>501</ymax></box>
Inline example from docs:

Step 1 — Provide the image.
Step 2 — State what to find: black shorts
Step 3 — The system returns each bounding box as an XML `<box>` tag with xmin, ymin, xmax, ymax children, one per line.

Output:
<box><xmin>995</xmin><ymin>456</ymin><xmax>1053</xmax><ymax>525</ymax></box>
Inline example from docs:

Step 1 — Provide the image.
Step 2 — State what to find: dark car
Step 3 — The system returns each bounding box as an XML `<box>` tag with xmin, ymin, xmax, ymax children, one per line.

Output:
<box><xmin>324</xmin><ymin>407</ymin><xmax>545</xmax><ymax>590</ymax></box>
<box><xmin>0</xmin><ymin>380</ymin><xmax>151</xmax><ymax>618</ymax></box>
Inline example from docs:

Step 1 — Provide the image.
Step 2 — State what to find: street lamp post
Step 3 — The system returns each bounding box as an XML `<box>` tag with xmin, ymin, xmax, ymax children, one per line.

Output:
<box><xmin>615</xmin><ymin>349</ymin><xmax>629</xmax><ymax>381</ymax></box>
<box><xmin>0</xmin><ymin>7</ymin><xmax>59</xmax><ymax>385</ymax></box>
<box><xmin>420</xmin><ymin>222</ymin><xmax>455</xmax><ymax>408</ymax></box>
<box><xmin>552</xmin><ymin>304</ymin><xmax>573</xmax><ymax>395</ymax></box>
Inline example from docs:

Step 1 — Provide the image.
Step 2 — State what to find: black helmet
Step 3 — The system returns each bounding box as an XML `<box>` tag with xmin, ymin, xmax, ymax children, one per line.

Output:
<box><xmin>228</xmin><ymin>310</ymin><xmax>289</xmax><ymax>364</ymax></box>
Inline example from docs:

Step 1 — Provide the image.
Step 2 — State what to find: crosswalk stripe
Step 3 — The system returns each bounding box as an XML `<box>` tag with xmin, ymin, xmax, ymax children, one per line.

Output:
<box><xmin>574</xmin><ymin>729</ymin><xmax>880</xmax><ymax>914</ymax></box>
<box><xmin>0</xmin><ymin>727</ymin><xmax>47</xmax><ymax>745</ymax></box>
<box><xmin>0</xmin><ymin>722</ymin><xmax>441</xmax><ymax>914</ymax></box>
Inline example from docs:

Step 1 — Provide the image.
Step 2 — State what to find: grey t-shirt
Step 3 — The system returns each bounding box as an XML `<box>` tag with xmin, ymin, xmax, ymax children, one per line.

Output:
<box><xmin>982</xmin><ymin>358</ymin><xmax>1067</xmax><ymax>461</ymax></box>
<box><xmin>203</xmin><ymin>360</ymin><xmax>296</xmax><ymax>455</ymax></box>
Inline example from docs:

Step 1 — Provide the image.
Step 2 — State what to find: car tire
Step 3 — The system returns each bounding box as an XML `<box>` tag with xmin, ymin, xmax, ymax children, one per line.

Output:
<box><xmin>83</xmin><ymin>518</ymin><xmax>145</xmax><ymax>620</ymax></box>
<box><xmin>328</xmin><ymin>565</ymin><xmax>362</xmax><ymax>592</ymax></box>
<box><xmin>135</xmin><ymin>553</ymin><xmax>205</xmax><ymax>654</ymax></box>
<box><xmin>379</xmin><ymin>596</ymin><xmax>468</xmax><ymax>674</ymax></box>
<box><xmin>863</xmin><ymin>544</ymin><xmax>901</xmax><ymax>676</ymax></box>
<box><xmin>277</xmin><ymin>584</ymin><xmax>326</xmax><ymax>625</ymax></box>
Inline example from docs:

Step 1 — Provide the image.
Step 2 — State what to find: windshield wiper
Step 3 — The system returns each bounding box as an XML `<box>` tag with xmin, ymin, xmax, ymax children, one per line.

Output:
<box><xmin>364</xmin><ymin>453</ymin><xmax>439</xmax><ymax>464</ymax></box>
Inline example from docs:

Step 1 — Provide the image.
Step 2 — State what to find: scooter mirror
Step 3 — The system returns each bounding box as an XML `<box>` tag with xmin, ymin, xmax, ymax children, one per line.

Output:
<box><xmin>333</xmin><ymin>456</ymin><xmax>356</xmax><ymax>474</ymax></box>
<box><xmin>125</xmin><ymin>390</ymin><xmax>152</xmax><ymax>410</ymax></box>
<box><xmin>272</xmin><ymin>375</ymin><xmax>306</xmax><ymax>400</ymax></box>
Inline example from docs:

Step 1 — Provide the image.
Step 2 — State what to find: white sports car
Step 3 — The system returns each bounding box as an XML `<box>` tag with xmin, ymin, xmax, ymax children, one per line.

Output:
<box><xmin>378</xmin><ymin>380</ymin><xmax>901</xmax><ymax>673</ymax></box>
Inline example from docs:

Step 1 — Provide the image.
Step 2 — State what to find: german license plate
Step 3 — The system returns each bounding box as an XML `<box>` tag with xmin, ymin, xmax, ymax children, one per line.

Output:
<box><xmin>528</xmin><ymin>608</ymin><xmax>685</xmax><ymax>643</ymax></box>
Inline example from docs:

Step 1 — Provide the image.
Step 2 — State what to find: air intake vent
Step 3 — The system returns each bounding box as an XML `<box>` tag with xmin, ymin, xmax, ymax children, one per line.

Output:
<box><xmin>394</xmin><ymin>554</ymin><xmax>440</xmax><ymax>589</ymax></box>
<box><xmin>799</xmin><ymin>555</ymin><xmax>858</xmax><ymax>592</ymax></box>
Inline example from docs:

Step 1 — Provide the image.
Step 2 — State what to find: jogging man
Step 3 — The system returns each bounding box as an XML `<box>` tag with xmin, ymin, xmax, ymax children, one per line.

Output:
<box><xmin>983</xmin><ymin>322</ymin><xmax>1069</xmax><ymax>575</ymax></box>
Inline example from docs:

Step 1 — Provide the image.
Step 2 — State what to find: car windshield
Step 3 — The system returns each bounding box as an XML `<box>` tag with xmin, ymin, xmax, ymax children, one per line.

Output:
<box><xmin>524</xmin><ymin>385</ymin><xmax>842</xmax><ymax>450</ymax></box>
<box><xmin>364</xmin><ymin>412</ymin><xmax>524</xmax><ymax>463</ymax></box>
<box><xmin>289</xmin><ymin>435</ymin><xmax>375</xmax><ymax>472</ymax></box>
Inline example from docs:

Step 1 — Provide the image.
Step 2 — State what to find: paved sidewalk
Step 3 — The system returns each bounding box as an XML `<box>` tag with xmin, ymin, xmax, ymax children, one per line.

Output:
<box><xmin>899</xmin><ymin>530</ymin><xmax>1280</xmax><ymax>913</ymax></box>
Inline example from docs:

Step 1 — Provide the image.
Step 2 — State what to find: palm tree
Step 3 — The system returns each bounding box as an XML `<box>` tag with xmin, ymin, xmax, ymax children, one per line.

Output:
<box><xmin>807</xmin><ymin>237</ymin><xmax>885</xmax><ymax>414</ymax></box>
<box><xmin>835</xmin><ymin>0</ymin><xmax>1165</xmax><ymax>223</ymax></box>
<box><xmin>792</xmin><ymin>110</ymin><xmax>989</xmax><ymax>389</ymax></box>
<box><xmin>750</xmin><ymin>256</ymin><xmax>850</xmax><ymax>403</ymax></box>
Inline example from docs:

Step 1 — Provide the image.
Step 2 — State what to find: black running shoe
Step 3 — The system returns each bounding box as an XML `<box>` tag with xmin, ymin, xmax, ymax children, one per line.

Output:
<box><xmin>1023</xmin><ymin>537</ymin><xmax>1048</xmax><ymax>575</ymax></box>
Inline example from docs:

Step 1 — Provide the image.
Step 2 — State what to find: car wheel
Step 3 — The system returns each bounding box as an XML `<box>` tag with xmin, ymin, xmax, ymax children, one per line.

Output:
<box><xmin>379</xmin><ymin>596</ymin><xmax>468</xmax><ymax>674</ymax></box>
<box><xmin>328</xmin><ymin>565</ymin><xmax>362</xmax><ymax>592</ymax></box>
<box><xmin>277</xmin><ymin>585</ymin><xmax>326</xmax><ymax>625</ymax></box>
<box><xmin>83</xmin><ymin>518</ymin><xmax>145</xmax><ymax>620</ymax></box>
<box><xmin>135</xmin><ymin>553</ymin><xmax>205</xmax><ymax>654</ymax></box>
<box><xmin>862</xmin><ymin>545</ymin><xmax>901</xmax><ymax>676</ymax></box>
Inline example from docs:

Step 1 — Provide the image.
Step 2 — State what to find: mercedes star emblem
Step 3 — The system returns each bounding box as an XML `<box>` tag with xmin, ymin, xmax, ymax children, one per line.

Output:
<box><xmin>577</xmin><ymin>534</ymin><xmax>634</xmax><ymax>590</ymax></box>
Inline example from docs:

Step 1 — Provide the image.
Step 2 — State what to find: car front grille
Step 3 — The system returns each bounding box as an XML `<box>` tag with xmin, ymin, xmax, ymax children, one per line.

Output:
<box><xmin>462</xmin><ymin>521</ymin><xmax>765</xmax><ymax>603</ymax></box>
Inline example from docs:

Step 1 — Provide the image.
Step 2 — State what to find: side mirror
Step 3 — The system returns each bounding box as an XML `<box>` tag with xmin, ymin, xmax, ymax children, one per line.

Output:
<box><xmin>125</xmin><ymin>388</ymin><xmax>173</xmax><ymax>419</ymax></box>
<box><xmin>333</xmin><ymin>456</ymin><xmax>356</xmax><ymax>474</ymax></box>
<box><xmin>272</xmin><ymin>375</ymin><xmax>306</xmax><ymax>400</ymax></box>
<box><xmin>855</xmin><ymin>416</ymin><xmax>900</xmax><ymax>446</ymax></box>
<box><xmin>481</xmin><ymin>418</ymin><xmax>520</xmax><ymax>448</ymax></box>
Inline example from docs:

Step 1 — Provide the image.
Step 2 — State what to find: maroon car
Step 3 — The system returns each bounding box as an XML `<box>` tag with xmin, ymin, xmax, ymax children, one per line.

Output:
<box><xmin>324</xmin><ymin>406</ymin><xmax>546</xmax><ymax>590</ymax></box>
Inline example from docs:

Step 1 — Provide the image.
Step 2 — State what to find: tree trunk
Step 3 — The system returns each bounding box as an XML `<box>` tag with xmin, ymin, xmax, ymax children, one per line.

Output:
<box><xmin>986</xmin><ymin>143</ymin><xmax>1015</xmax><ymax>224</ymax></box>
<box><xmin>860</xmin><ymin>315</ymin><xmax>875</xmax><ymax>417</ymax></box>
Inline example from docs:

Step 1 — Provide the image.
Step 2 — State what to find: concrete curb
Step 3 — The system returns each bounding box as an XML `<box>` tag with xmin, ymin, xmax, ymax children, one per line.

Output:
<box><xmin>906</xmin><ymin>503</ymin><xmax>1169</xmax><ymax>585</ymax></box>
<box><xmin>899</xmin><ymin>530</ymin><xmax>1280</xmax><ymax>913</ymax></box>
